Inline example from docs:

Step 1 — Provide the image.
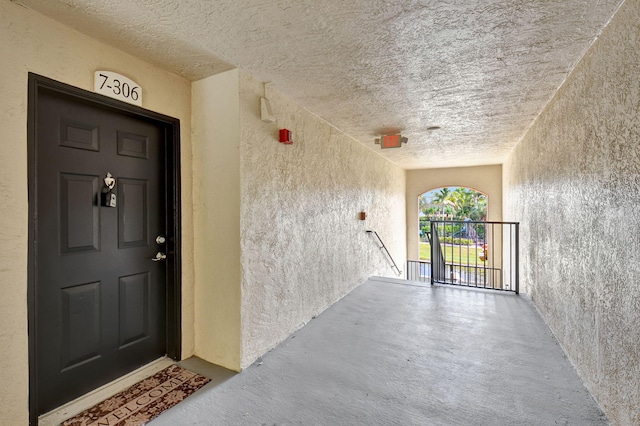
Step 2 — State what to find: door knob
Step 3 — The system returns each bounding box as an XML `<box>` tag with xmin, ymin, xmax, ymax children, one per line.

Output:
<box><xmin>156</xmin><ymin>236</ymin><xmax>166</xmax><ymax>244</ymax></box>
<box><xmin>152</xmin><ymin>252</ymin><xmax>167</xmax><ymax>262</ymax></box>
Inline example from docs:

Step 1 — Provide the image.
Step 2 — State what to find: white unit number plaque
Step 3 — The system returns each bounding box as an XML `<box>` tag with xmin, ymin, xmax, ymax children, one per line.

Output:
<box><xmin>94</xmin><ymin>71</ymin><xmax>142</xmax><ymax>106</ymax></box>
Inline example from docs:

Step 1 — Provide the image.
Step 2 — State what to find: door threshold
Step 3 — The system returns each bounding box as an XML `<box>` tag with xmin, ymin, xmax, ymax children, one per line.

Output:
<box><xmin>38</xmin><ymin>357</ymin><xmax>173</xmax><ymax>426</ymax></box>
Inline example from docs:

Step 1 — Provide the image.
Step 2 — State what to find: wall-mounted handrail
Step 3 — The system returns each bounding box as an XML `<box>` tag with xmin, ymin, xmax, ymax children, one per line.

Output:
<box><xmin>366</xmin><ymin>230</ymin><xmax>402</xmax><ymax>276</ymax></box>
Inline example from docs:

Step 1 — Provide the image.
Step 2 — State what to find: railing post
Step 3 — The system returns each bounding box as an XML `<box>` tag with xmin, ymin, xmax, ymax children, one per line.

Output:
<box><xmin>515</xmin><ymin>222</ymin><xmax>520</xmax><ymax>295</ymax></box>
<box><xmin>430</xmin><ymin>222</ymin><xmax>435</xmax><ymax>286</ymax></box>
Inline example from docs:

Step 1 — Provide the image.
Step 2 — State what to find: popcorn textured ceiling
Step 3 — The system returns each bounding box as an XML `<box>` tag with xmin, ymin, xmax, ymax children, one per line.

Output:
<box><xmin>18</xmin><ymin>0</ymin><xmax>623</xmax><ymax>169</ymax></box>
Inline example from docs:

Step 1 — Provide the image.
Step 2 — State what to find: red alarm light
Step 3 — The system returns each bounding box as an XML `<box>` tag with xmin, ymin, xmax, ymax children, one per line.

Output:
<box><xmin>279</xmin><ymin>129</ymin><xmax>293</xmax><ymax>144</ymax></box>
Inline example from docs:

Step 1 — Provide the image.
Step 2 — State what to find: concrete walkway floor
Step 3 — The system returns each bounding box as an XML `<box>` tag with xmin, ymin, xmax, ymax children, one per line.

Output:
<box><xmin>151</xmin><ymin>277</ymin><xmax>607</xmax><ymax>426</ymax></box>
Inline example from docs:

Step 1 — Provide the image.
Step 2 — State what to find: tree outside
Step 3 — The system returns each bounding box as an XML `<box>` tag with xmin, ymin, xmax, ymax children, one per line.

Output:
<box><xmin>419</xmin><ymin>186</ymin><xmax>487</xmax><ymax>244</ymax></box>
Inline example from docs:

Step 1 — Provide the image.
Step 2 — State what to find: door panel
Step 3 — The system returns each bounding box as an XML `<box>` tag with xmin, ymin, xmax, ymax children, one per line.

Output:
<box><xmin>60</xmin><ymin>281</ymin><xmax>102</xmax><ymax>370</ymax></box>
<box><xmin>118</xmin><ymin>178</ymin><xmax>148</xmax><ymax>248</ymax></box>
<box><xmin>59</xmin><ymin>173</ymin><xmax>101</xmax><ymax>253</ymax></box>
<box><xmin>59</xmin><ymin>119</ymin><xmax>100</xmax><ymax>151</ymax></box>
<box><xmin>117</xmin><ymin>131</ymin><xmax>148</xmax><ymax>158</ymax></box>
<box><xmin>118</xmin><ymin>272</ymin><xmax>150</xmax><ymax>348</ymax></box>
<box><xmin>34</xmin><ymin>86</ymin><xmax>168</xmax><ymax>415</ymax></box>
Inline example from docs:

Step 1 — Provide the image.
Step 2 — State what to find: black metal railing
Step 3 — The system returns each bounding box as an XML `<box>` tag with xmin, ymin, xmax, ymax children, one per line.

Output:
<box><xmin>407</xmin><ymin>220</ymin><xmax>519</xmax><ymax>293</ymax></box>
<box><xmin>367</xmin><ymin>230</ymin><xmax>402</xmax><ymax>276</ymax></box>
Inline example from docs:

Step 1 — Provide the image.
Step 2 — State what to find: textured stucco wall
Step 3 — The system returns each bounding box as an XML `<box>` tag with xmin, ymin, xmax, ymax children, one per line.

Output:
<box><xmin>503</xmin><ymin>0</ymin><xmax>640</xmax><ymax>423</ymax></box>
<box><xmin>0</xmin><ymin>3</ymin><xmax>193</xmax><ymax>423</ymax></box>
<box><xmin>406</xmin><ymin>165</ymin><xmax>503</xmax><ymax>260</ymax></box>
<box><xmin>192</xmin><ymin>70</ymin><xmax>242</xmax><ymax>371</ymax></box>
<box><xmin>239</xmin><ymin>71</ymin><xmax>406</xmax><ymax>367</ymax></box>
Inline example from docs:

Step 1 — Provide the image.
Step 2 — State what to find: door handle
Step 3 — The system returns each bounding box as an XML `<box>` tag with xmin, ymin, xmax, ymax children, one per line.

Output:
<box><xmin>152</xmin><ymin>252</ymin><xmax>167</xmax><ymax>262</ymax></box>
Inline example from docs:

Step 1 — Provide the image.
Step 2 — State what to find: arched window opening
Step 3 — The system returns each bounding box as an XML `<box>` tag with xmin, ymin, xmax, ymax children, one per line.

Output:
<box><xmin>418</xmin><ymin>186</ymin><xmax>488</xmax><ymax>260</ymax></box>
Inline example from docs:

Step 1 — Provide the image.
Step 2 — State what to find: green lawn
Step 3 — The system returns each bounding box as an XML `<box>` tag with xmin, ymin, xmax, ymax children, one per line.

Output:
<box><xmin>419</xmin><ymin>242</ymin><xmax>484</xmax><ymax>264</ymax></box>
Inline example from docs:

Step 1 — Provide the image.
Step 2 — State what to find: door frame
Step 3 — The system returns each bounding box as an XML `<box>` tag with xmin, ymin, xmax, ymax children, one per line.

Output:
<box><xmin>27</xmin><ymin>73</ymin><xmax>182</xmax><ymax>424</ymax></box>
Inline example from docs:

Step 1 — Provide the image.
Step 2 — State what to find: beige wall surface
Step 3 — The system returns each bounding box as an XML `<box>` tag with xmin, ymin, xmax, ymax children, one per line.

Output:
<box><xmin>503</xmin><ymin>0</ymin><xmax>640</xmax><ymax>423</ymax></box>
<box><xmin>0</xmin><ymin>3</ymin><xmax>193</xmax><ymax>424</ymax></box>
<box><xmin>238</xmin><ymin>71</ymin><xmax>407</xmax><ymax>367</ymax></box>
<box><xmin>405</xmin><ymin>165</ymin><xmax>503</xmax><ymax>260</ymax></box>
<box><xmin>191</xmin><ymin>70</ymin><xmax>242</xmax><ymax>371</ymax></box>
<box><xmin>191</xmin><ymin>69</ymin><xmax>406</xmax><ymax>370</ymax></box>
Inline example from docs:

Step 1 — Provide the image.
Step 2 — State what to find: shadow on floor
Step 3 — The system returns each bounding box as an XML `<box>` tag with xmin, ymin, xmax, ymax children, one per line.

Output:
<box><xmin>178</xmin><ymin>356</ymin><xmax>237</xmax><ymax>387</ymax></box>
<box><xmin>154</xmin><ymin>277</ymin><xmax>607</xmax><ymax>426</ymax></box>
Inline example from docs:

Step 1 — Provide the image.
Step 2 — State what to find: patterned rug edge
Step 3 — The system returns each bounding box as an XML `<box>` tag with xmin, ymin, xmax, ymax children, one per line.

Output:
<box><xmin>62</xmin><ymin>365</ymin><xmax>211</xmax><ymax>426</ymax></box>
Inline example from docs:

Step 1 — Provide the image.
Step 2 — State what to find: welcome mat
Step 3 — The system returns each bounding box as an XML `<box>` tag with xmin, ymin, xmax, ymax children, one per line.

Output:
<box><xmin>62</xmin><ymin>365</ymin><xmax>211</xmax><ymax>426</ymax></box>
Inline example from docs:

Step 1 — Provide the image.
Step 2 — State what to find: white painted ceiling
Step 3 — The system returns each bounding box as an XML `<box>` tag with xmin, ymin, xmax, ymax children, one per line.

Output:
<box><xmin>17</xmin><ymin>0</ymin><xmax>623</xmax><ymax>169</ymax></box>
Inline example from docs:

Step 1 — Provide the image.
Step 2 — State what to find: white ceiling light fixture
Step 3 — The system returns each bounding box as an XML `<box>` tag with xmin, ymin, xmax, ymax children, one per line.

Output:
<box><xmin>260</xmin><ymin>82</ymin><xmax>275</xmax><ymax>123</ymax></box>
<box><xmin>260</xmin><ymin>97</ymin><xmax>275</xmax><ymax>122</ymax></box>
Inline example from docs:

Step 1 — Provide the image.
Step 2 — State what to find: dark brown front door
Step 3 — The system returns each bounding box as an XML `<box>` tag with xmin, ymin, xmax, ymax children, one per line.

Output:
<box><xmin>29</xmin><ymin>75</ymin><xmax>181</xmax><ymax>417</ymax></box>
